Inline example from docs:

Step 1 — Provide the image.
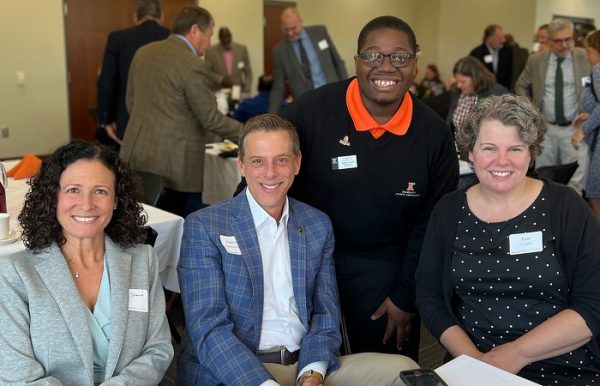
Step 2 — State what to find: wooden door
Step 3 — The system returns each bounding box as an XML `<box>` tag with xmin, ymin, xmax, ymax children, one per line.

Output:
<box><xmin>263</xmin><ymin>1</ymin><xmax>293</xmax><ymax>75</ymax></box>
<box><xmin>63</xmin><ymin>0</ymin><xmax>193</xmax><ymax>142</ymax></box>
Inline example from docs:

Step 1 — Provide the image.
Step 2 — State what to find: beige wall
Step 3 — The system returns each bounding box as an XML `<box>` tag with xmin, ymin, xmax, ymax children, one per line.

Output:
<box><xmin>535</xmin><ymin>0</ymin><xmax>600</xmax><ymax>34</ymax></box>
<box><xmin>435</xmin><ymin>0</ymin><xmax>537</xmax><ymax>85</ymax></box>
<box><xmin>0</xmin><ymin>0</ymin><xmax>70</xmax><ymax>159</ymax></box>
<box><xmin>2</xmin><ymin>0</ymin><xmax>597</xmax><ymax>158</ymax></box>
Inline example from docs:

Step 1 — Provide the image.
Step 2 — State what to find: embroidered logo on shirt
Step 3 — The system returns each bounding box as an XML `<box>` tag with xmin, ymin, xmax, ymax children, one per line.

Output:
<box><xmin>339</xmin><ymin>135</ymin><xmax>350</xmax><ymax>146</ymax></box>
<box><xmin>395</xmin><ymin>182</ymin><xmax>420</xmax><ymax>198</ymax></box>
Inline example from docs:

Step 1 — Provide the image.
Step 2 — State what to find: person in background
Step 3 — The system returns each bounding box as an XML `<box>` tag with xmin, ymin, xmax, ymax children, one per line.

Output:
<box><xmin>0</xmin><ymin>140</ymin><xmax>173</xmax><ymax>385</ymax></box>
<box><xmin>205</xmin><ymin>26</ymin><xmax>253</xmax><ymax>93</ymax></box>
<box><xmin>573</xmin><ymin>30</ymin><xmax>600</xmax><ymax>218</ymax></box>
<box><xmin>176</xmin><ymin>114</ymin><xmax>418</xmax><ymax>386</ymax></box>
<box><xmin>575</xmin><ymin>23</ymin><xmax>596</xmax><ymax>48</ymax></box>
<box><xmin>418</xmin><ymin>64</ymin><xmax>446</xmax><ymax>98</ymax></box>
<box><xmin>281</xmin><ymin>15</ymin><xmax>459</xmax><ymax>361</ymax></box>
<box><xmin>417</xmin><ymin>94</ymin><xmax>600</xmax><ymax>385</ymax></box>
<box><xmin>446</xmin><ymin>56</ymin><xmax>508</xmax><ymax>135</ymax></box>
<box><xmin>97</xmin><ymin>0</ymin><xmax>170</xmax><ymax>148</ymax></box>
<box><xmin>532</xmin><ymin>24</ymin><xmax>549</xmax><ymax>53</ymax></box>
<box><xmin>232</xmin><ymin>75</ymin><xmax>273</xmax><ymax>123</ymax></box>
<box><xmin>470</xmin><ymin>24</ymin><xmax>513</xmax><ymax>90</ymax></box>
<box><xmin>516</xmin><ymin>18</ymin><xmax>591</xmax><ymax>194</ymax></box>
<box><xmin>269</xmin><ymin>6</ymin><xmax>347</xmax><ymax>113</ymax></box>
<box><xmin>120</xmin><ymin>6</ymin><xmax>241</xmax><ymax>218</ymax></box>
<box><xmin>504</xmin><ymin>33</ymin><xmax>529</xmax><ymax>91</ymax></box>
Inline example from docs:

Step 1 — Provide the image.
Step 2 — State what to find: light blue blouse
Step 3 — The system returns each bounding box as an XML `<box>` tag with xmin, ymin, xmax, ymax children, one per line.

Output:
<box><xmin>84</xmin><ymin>256</ymin><xmax>112</xmax><ymax>384</ymax></box>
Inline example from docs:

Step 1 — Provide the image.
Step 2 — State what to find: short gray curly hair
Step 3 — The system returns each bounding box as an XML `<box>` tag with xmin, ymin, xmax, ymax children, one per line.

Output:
<box><xmin>456</xmin><ymin>94</ymin><xmax>547</xmax><ymax>160</ymax></box>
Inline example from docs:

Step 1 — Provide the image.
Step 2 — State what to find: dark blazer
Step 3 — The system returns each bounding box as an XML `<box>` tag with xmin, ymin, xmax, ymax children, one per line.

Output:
<box><xmin>97</xmin><ymin>20</ymin><xmax>170</xmax><ymax>139</ymax></box>
<box><xmin>269</xmin><ymin>25</ymin><xmax>347</xmax><ymax>113</ymax></box>
<box><xmin>176</xmin><ymin>190</ymin><xmax>341</xmax><ymax>385</ymax></box>
<box><xmin>469</xmin><ymin>43</ymin><xmax>513</xmax><ymax>90</ymax></box>
<box><xmin>120</xmin><ymin>35</ymin><xmax>241</xmax><ymax>193</ymax></box>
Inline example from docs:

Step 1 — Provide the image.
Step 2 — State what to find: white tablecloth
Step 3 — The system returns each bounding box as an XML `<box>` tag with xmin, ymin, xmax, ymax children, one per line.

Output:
<box><xmin>203</xmin><ymin>143</ymin><xmax>241</xmax><ymax>205</ymax></box>
<box><xmin>0</xmin><ymin>160</ymin><xmax>184</xmax><ymax>293</ymax></box>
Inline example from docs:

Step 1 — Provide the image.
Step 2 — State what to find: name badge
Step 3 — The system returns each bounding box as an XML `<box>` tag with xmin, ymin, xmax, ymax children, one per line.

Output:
<box><xmin>220</xmin><ymin>235</ymin><xmax>242</xmax><ymax>255</ymax></box>
<box><xmin>483</xmin><ymin>54</ymin><xmax>493</xmax><ymax>64</ymax></box>
<box><xmin>128</xmin><ymin>289</ymin><xmax>148</xmax><ymax>313</ymax></box>
<box><xmin>318</xmin><ymin>39</ymin><xmax>329</xmax><ymax>50</ymax></box>
<box><xmin>508</xmin><ymin>231</ymin><xmax>543</xmax><ymax>255</ymax></box>
<box><xmin>237</xmin><ymin>61</ymin><xmax>245</xmax><ymax>69</ymax></box>
<box><xmin>582</xmin><ymin>76</ymin><xmax>591</xmax><ymax>87</ymax></box>
<box><xmin>331</xmin><ymin>155</ymin><xmax>358</xmax><ymax>170</ymax></box>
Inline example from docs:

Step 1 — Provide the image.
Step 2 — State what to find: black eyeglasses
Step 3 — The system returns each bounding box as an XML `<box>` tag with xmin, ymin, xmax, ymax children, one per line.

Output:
<box><xmin>551</xmin><ymin>37</ymin><xmax>574</xmax><ymax>45</ymax></box>
<box><xmin>357</xmin><ymin>52</ymin><xmax>416</xmax><ymax>68</ymax></box>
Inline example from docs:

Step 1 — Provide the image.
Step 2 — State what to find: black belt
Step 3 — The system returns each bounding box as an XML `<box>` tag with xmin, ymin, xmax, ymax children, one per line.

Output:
<box><xmin>257</xmin><ymin>348</ymin><xmax>299</xmax><ymax>365</ymax></box>
<box><xmin>549</xmin><ymin>120</ymin><xmax>572</xmax><ymax>127</ymax></box>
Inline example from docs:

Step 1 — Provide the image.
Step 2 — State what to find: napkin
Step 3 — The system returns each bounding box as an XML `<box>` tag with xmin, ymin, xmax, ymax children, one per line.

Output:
<box><xmin>7</xmin><ymin>153</ymin><xmax>42</xmax><ymax>179</ymax></box>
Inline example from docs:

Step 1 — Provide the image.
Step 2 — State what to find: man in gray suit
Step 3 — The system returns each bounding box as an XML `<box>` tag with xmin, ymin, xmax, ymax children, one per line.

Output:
<box><xmin>205</xmin><ymin>27</ymin><xmax>253</xmax><ymax>93</ymax></box>
<box><xmin>516</xmin><ymin>18</ymin><xmax>591</xmax><ymax>193</ymax></box>
<box><xmin>121</xmin><ymin>6</ymin><xmax>242</xmax><ymax>217</ymax></box>
<box><xmin>268</xmin><ymin>7</ymin><xmax>347</xmax><ymax>113</ymax></box>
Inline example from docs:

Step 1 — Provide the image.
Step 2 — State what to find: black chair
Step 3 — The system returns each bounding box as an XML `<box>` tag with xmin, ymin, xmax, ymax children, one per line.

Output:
<box><xmin>535</xmin><ymin>161</ymin><xmax>578</xmax><ymax>185</ymax></box>
<box><xmin>142</xmin><ymin>225</ymin><xmax>181</xmax><ymax>344</ymax></box>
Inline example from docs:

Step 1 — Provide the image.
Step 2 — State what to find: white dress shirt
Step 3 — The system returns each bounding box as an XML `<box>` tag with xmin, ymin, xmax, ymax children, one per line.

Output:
<box><xmin>246</xmin><ymin>190</ymin><xmax>327</xmax><ymax>386</ymax></box>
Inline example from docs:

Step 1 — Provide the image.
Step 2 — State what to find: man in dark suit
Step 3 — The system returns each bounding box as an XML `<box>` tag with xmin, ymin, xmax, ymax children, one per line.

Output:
<box><xmin>469</xmin><ymin>24</ymin><xmax>513</xmax><ymax>90</ymax></box>
<box><xmin>96</xmin><ymin>0</ymin><xmax>170</xmax><ymax>148</ymax></box>
<box><xmin>205</xmin><ymin>26</ymin><xmax>253</xmax><ymax>93</ymax></box>
<box><xmin>120</xmin><ymin>6</ymin><xmax>241</xmax><ymax>217</ymax></box>
<box><xmin>176</xmin><ymin>114</ymin><xmax>417</xmax><ymax>386</ymax></box>
<box><xmin>268</xmin><ymin>7</ymin><xmax>347</xmax><ymax>113</ymax></box>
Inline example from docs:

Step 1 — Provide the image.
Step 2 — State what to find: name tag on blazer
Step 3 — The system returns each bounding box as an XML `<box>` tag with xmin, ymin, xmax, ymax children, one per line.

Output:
<box><xmin>129</xmin><ymin>289</ymin><xmax>148</xmax><ymax>312</ymax></box>
<box><xmin>220</xmin><ymin>235</ymin><xmax>242</xmax><ymax>255</ymax></box>
<box><xmin>318</xmin><ymin>39</ymin><xmax>329</xmax><ymax>50</ymax></box>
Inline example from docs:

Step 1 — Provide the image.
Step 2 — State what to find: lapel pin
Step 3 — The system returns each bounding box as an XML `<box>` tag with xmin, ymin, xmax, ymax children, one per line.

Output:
<box><xmin>339</xmin><ymin>135</ymin><xmax>350</xmax><ymax>146</ymax></box>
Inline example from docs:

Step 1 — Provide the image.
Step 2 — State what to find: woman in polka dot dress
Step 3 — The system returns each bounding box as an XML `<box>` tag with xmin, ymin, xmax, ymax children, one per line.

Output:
<box><xmin>416</xmin><ymin>94</ymin><xmax>600</xmax><ymax>385</ymax></box>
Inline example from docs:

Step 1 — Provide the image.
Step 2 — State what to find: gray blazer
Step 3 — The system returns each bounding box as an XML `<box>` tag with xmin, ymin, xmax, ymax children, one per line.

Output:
<box><xmin>121</xmin><ymin>35</ymin><xmax>241</xmax><ymax>192</ymax></box>
<box><xmin>515</xmin><ymin>47</ymin><xmax>591</xmax><ymax>111</ymax></box>
<box><xmin>0</xmin><ymin>238</ymin><xmax>173</xmax><ymax>385</ymax></box>
<box><xmin>269</xmin><ymin>25</ymin><xmax>347</xmax><ymax>113</ymax></box>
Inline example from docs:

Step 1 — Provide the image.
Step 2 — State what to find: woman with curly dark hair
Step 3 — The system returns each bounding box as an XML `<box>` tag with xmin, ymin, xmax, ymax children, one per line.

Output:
<box><xmin>0</xmin><ymin>140</ymin><xmax>173</xmax><ymax>385</ymax></box>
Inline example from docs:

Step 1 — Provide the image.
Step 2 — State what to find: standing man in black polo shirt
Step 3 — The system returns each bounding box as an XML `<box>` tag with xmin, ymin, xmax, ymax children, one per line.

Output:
<box><xmin>281</xmin><ymin>16</ymin><xmax>458</xmax><ymax>361</ymax></box>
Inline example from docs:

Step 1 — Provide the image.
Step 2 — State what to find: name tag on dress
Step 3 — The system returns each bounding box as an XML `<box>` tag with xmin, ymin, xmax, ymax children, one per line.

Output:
<box><xmin>128</xmin><ymin>289</ymin><xmax>148</xmax><ymax>313</ymax></box>
<box><xmin>331</xmin><ymin>155</ymin><xmax>358</xmax><ymax>170</ymax></box>
<box><xmin>508</xmin><ymin>231</ymin><xmax>543</xmax><ymax>255</ymax></box>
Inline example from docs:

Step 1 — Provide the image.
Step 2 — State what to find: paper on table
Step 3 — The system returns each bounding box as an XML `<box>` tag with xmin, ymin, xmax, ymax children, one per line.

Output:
<box><xmin>435</xmin><ymin>355</ymin><xmax>541</xmax><ymax>386</ymax></box>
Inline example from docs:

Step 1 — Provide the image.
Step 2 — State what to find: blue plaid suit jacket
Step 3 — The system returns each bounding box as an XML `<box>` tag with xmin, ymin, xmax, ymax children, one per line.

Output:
<box><xmin>177</xmin><ymin>190</ymin><xmax>341</xmax><ymax>385</ymax></box>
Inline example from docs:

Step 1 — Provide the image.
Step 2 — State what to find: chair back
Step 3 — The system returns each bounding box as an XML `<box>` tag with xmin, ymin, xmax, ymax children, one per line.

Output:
<box><xmin>135</xmin><ymin>170</ymin><xmax>164</xmax><ymax>206</ymax></box>
<box><xmin>535</xmin><ymin>161</ymin><xmax>578</xmax><ymax>185</ymax></box>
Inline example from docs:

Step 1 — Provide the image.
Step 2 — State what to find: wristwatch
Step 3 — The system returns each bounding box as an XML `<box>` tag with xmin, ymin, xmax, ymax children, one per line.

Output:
<box><xmin>297</xmin><ymin>369</ymin><xmax>323</xmax><ymax>385</ymax></box>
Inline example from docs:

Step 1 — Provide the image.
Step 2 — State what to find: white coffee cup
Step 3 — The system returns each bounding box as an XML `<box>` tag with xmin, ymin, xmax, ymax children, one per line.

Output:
<box><xmin>0</xmin><ymin>213</ymin><xmax>10</xmax><ymax>239</ymax></box>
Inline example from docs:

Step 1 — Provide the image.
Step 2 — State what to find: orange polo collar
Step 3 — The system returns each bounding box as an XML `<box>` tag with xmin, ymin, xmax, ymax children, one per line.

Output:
<box><xmin>345</xmin><ymin>78</ymin><xmax>413</xmax><ymax>139</ymax></box>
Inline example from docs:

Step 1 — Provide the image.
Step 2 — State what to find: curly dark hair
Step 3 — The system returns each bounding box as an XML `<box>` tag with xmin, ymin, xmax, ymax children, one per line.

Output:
<box><xmin>19</xmin><ymin>140</ymin><xmax>147</xmax><ymax>251</ymax></box>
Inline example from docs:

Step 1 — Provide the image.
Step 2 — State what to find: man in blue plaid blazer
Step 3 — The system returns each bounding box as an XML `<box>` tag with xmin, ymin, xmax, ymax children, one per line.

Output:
<box><xmin>176</xmin><ymin>114</ymin><xmax>417</xmax><ymax>386</ymax></box>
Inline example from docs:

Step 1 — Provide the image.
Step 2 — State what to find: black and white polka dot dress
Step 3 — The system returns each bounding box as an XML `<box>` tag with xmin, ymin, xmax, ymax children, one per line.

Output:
<box><xmin>451</xmin><ymin>184</ymin><xmax>600</xmax><ymax>385</ymax></box>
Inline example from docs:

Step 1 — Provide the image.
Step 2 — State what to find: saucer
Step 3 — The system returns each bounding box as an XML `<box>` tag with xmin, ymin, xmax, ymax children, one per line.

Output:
<box><xmin>0</xmin><ymin>228</ymin><xmax>21</xmax><ymax>246</ymax></box>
